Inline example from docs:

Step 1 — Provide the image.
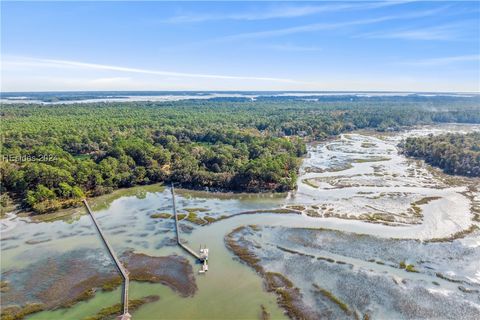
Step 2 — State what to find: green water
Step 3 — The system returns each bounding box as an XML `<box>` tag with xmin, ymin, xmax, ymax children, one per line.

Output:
<box><xmin>26</xmin><ymin>220</ymin><xmax>288</xmax><ymax>320</ymax></box>
<box><xmin>4</xmin><ymin>126</ymin><xmax>478</xmax><ymax>319</ymax></box>
<box><xmin>2</xmin><ymin>186</ymin><xmax>288</xmax><ymax>320</ymax></box>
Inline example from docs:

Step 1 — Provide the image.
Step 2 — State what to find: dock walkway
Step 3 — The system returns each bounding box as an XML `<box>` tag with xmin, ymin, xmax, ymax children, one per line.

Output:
<box><xmin>170</xmin><ymin>185</ymin><xmax>209</xmax><ymax>271</ymax></box>
<box><xmin>83</xmin><ymin>199</ymin><xmax>131</xmax><ymax>320</ymax></box>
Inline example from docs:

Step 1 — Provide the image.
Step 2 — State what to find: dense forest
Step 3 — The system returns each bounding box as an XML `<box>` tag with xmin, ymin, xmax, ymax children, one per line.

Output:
<box><xmin>1</xmin><ymin>95</ymin><xmax>480</xmax><ymax>214</ymax></box>
<box><xmin>401</xmin><ymin>132</ymin><xmax>480</xmax><ymax>177</ymax></box>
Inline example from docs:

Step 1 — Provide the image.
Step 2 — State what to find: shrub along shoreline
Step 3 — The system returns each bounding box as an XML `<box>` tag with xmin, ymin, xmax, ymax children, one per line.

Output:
<box><xmin>1</xmin><ymin>96</ymin><xmax>479</xmax><ymax>214</ymax></box>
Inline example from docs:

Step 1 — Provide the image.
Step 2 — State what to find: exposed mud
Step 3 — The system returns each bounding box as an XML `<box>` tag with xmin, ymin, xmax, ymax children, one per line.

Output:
<box><xmin>225</xmin><ymin>226</ymin><xmax>321</xmax><ymax>320</ymax></box>
<box><xmin>290</xmin><ymin>129</ymin><xmax>480</xmax><ymax>239</ymax></box>
<box><xmin>225</xmin><ymin>225</ymin><xmax>480</xmax><ymax>320</ymax></box>
<box><xmin>2</xmin><ymin>124</ymin><xmax>480</xmax><ymax>319</ymax></box>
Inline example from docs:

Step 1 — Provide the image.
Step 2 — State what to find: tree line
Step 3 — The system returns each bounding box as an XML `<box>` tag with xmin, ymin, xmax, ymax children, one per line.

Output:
<box><xmin>400</xmin><ymin>131</ymin><xmax>480</xmax><ymax>177</ymax></box>
<box><xmin>1</xmin><ymin>96</ymin><xmax>479</xmax><ymax>213</ymax></box>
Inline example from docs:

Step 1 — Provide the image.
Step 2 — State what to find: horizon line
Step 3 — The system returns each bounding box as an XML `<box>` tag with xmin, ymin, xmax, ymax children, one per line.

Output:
<box><xmin>1</xmin><ymin>90</ymin><xmax>479</xmax><ymax>94</ymax></box>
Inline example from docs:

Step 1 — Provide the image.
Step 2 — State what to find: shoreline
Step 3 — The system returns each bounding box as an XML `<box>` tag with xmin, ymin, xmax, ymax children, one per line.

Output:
<box><xmin>2</xmin><ymin>184</ymin><xmax>292</xmax><ymax>224</ymax></box>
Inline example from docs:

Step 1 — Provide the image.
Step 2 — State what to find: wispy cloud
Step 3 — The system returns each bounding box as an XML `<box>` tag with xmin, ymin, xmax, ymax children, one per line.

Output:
<box><xmin>1</xmin><ymin>56</ymin><xmax>302</xmax><ymax>83</ymax></box>
<box><xmin>359</xmin><ymin>22</ymin><xmax>475</xmax><ymax>41</ymax></box>
<box><xmin>164</xmin><ymin>1</ymin><xmax>410</xmax><ymax>23</ymax></box>
<box><xmin>400</xmin><ymin>54</ymin><xmax>480</xmax><ymax>66</ymax></box>
<box><xmin>89</xmin><ymin>77</ymin><xmax>132</xmax><ymax>85</ymax></box>
<box><xmin>165</xmin><ymin>4</ymin><xmax>343</xmax><ymax>23</ymax></box>
<box><xmin>266</xmin><ymin>43</ymin><xmax>322</xmax><ymax>52</ymax></box>
<box><xmin>221</xmin><ymin>17</ymin><xmax>388</xmax><ymax>40</ymax></box>
<box><xmin>218</xmin><ymin>7</ymin><xmax>447</xmax><ymax>40</ymax></box>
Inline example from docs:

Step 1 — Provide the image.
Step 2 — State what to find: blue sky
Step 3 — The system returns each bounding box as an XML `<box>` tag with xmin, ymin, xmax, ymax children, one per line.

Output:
<box><xmin>1</xmin><ymin>1</ymin><xmax>479</xmax><ymax>92</ymax></box>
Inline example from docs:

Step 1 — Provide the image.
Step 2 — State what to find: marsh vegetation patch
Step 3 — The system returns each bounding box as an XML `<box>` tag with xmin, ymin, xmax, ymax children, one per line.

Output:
<box><xmin>0</xmin><ymin>249</ymin><xmax>196</xmax><ymax>319</ymax></box>
<box><xmin>225</xmin><ymin>225</ymin><xmax>480</xmax><ymax>320</ymax></box>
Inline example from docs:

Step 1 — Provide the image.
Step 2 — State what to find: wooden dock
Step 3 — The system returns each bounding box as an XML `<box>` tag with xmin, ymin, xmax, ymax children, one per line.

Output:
<box><xmin>170</xmin><ymin>185</ymin><xmax>209</xmax><ymax>271</ymax></box>
<box><xmin>83</xmin><ymin>199</ymin><xmax>131</xmax><ymax>320</ymax></box>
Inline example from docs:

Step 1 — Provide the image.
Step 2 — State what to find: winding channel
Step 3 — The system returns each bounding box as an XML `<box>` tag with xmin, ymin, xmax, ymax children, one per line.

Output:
<box><xmin>2</xmin><ymin>124</ymin><xmax>479</xmax><ymax>319</ymax></box>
